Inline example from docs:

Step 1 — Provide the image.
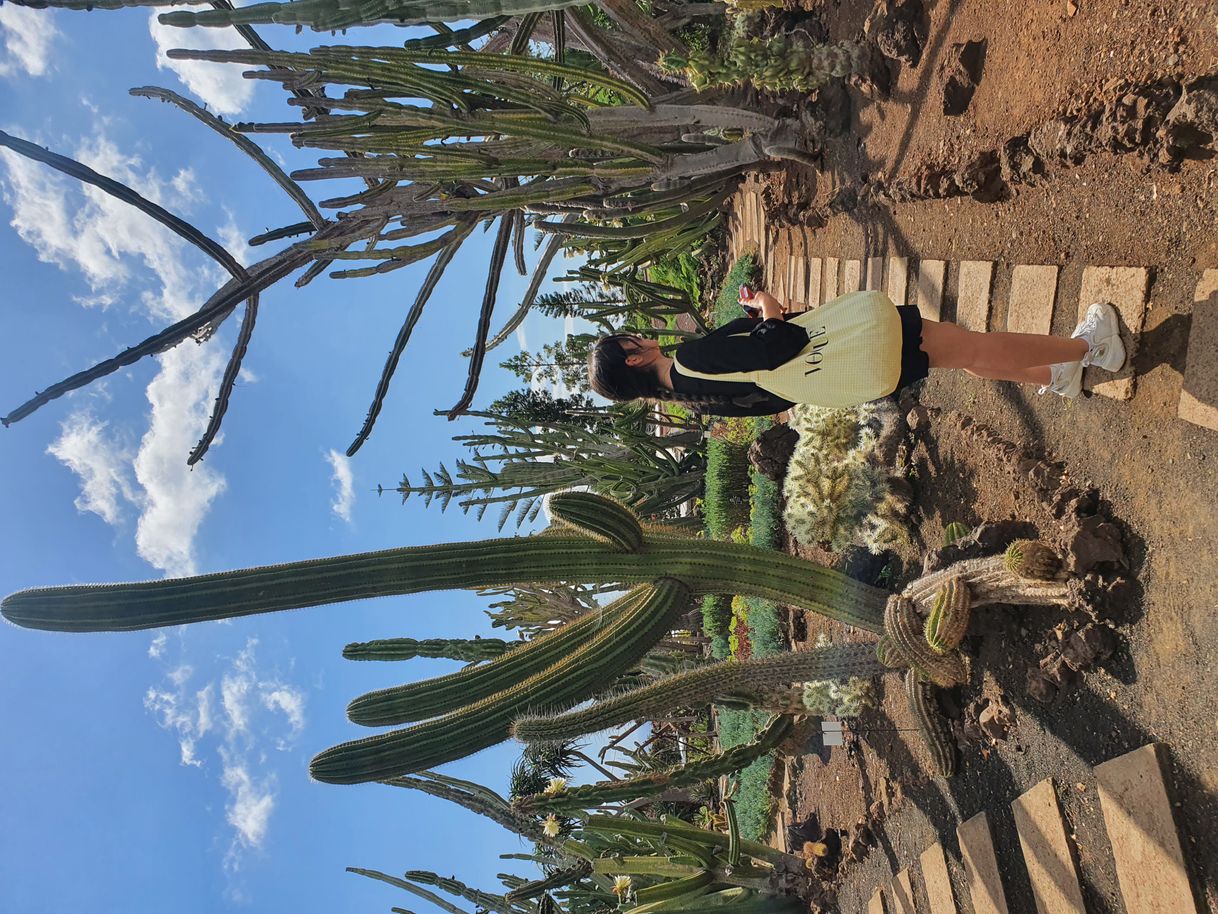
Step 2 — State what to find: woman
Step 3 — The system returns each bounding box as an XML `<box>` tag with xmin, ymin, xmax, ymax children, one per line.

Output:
<box><xmin>587</xmin><ymin>286</ymin><xmax>1125</xmax><ymax>416</ymax></box>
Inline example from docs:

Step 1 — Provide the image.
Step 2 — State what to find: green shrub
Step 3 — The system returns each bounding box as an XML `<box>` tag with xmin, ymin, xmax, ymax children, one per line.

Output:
<box><xmin>713</xmin><ymin>254</ymin><xmax>759</xmax><ymax>327</ymax></box>
<box><xmin>748</xmin><ymin>470</ymin><xmax>781</xmax><ymax>551</ymax></box>
<box><xmin>704</xmin><ymin>438</ymin><xmax>751</xmax><ymax>540</ymax></box>
<box><xmin>717</xmin><ymin>707</ymin><xmax>774</xmax><ymax>840</ymax></box>
<box><xmin>700</xmin><ymin>594</ymin><xmax>732</xmax><ymax>658</ymax></box>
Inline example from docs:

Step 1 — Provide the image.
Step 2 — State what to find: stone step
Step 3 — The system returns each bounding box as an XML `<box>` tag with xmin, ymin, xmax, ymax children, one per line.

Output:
<box><xmin>825</xmin><ymin>256</ymin><xmax>841</xmax><ymax>300</ymax></box>
<box><xmin>843</xmin><ymin>258</ymin><xmax>862</xmax><ymax>294</ymax></box>
<box><xmin>916</xmin><ymin>259</ymin><xmax>947</xmax><ymax>321</ymax></box>
<box><xmin>870</xmin><ymin>886</ymin><xmax>887</xmax><ymax>914</ymax></box>
<box><xmin>1096</xmin><ymin>743</ymin><xmax>1200</xmax><ymax>914</ymax></box>
<box><xmin>957</xmin><ymin>812</ymin><xmax>1010</xmax><ymax>914</ymax></box>
<box><xmin>808</xmin><ymin>253</ymin><xmax>824</xmax><ymax>308</ymax></box>
<box><xmin>1077</xmin><ymin>265</ymin><xmax>1149</xmax><ymax>400</ymax></box>
<box><xmin>1011</xmin><ymin>778</ymin><xmax>1086</xmax><ymax>914</ymax></box>
<box><xmin>890</xmin><ymin>867</ymin><xmax>916</xmax><ymax>914</ymax></box>
<box><xmin>887</xmin><ymin>256</ymin><xmax>909</xmax><ymax>307</ymax></box>
<box><xmin>957</xmin><ymin>260</ymin><xmax>995</xmax><ymax>331</ymax></box>
<box><xmin>920</xmin><ymin>842</ymin><xmax>958</xmax><ymax>914</ymax></box>
<box><xmin>1008</xmin><ymin>265</ymin><xmax>1059</xmax><ymax>336</ymax></box>
<box><xmin>1178</xmin><ymin>269</ymin><xmax>1218</xmax><ymax>431</ymax></box>
<box><xmin>866</xmin><ymin>256</ymin><xmax>885</xmax><ymax>292</ymax></box>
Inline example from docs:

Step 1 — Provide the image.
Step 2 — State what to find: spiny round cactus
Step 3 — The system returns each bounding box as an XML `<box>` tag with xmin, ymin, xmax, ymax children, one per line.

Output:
<box><xmin>1003</xmin><ymin>539</ymin><xmax>1062</xmax><ymax>581</ymax></box>
<box><xmin>942</xmin><ymin>522</ymin><xmax>972</xmax><ymax>547</ymax></box>
<box><xmin>924</xmin><ymin>577</ymin><xmax>971</xmax><ymax>654</ymax></box>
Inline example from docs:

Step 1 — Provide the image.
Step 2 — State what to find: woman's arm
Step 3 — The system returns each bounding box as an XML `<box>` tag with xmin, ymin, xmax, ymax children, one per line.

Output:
<box><xmin>739</xmin><ymin>286</ymin><xmax>786</xmax><ymax>320</ymax></box>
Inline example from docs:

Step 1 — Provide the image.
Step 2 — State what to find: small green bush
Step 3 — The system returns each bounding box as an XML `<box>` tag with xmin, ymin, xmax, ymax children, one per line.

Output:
<box><xmin>717</xmin><ymin>707</ymin><xmax>774</xmax><ymax>840</ymax></box>
<box><xmin>713</xmin><ymin>254</ymin><xmax>759</xmax><ymax>327</ymax></box>
<box><xmin>704</xmin><ymin>438</ymin><xmax>751</xmax><ymax>540</ymax></box>
<box><xmin>700</xmin><ymin>594</ymin><xmax>732</xmax><ymax>658</ymax></box>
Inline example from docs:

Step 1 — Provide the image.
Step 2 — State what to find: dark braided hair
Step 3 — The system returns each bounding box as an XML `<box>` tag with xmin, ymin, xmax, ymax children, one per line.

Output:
<box><xmin>587</xmin><ymin>334</ymin><xmax>768</xmax><ymax>414</ymax></box>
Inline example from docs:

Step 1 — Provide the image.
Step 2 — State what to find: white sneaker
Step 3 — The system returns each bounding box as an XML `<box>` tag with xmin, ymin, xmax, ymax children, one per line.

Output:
<box><xmin>1072</xmin><ymin>302</ymin><xmax>1126</xmax><ymax>371</ymax></box>
<box><xmin>1037</xmin><ymin>360</ymin><xmax>1083</xmax><ymax>398</ymax></box>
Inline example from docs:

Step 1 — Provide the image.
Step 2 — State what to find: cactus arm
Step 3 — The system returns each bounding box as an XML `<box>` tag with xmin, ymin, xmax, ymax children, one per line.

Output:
<box><xmin>548</xmin><ymin>491</ymin><xmax>643</xmax><ymax>552</ymax></box>
<box><xmin>2</xmin><ymin>531</ymin><xmax>888</xmax><ymax>634</ymax></box>
<box><xmin>342</xmin><ymin>636</ymin><xmax>514</xmax><ymax>663</ymax></box>
<box><xmin>512</xmin><ymin>645</ymin><xmax>883</xmax><ymax>744</ymax></box>
<box><xmin>309</xmin><ymin>579</ymin><xmax>688</xmax><ymax>783</ymax></box>
<box><xmin>347</xmin><ymin>868</ymin><xmax>470</xmax><ymax>914</ymax></box>
<box><xmin>515</xmin><ymin>715</ymin><xmax>794</xmax><ymax>815</ymax></box>
<box><xmin>346</xmin><ymin>589</ymin><xmax>639</xmax><ymax>726</ymax></box>
<box><xmin>905</xmin><ymin>670</ymin><xmax>957</xmax><ymax>778</ymax></box>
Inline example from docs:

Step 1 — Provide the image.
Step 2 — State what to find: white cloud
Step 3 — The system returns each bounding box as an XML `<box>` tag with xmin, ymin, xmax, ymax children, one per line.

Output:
<box><xmin>0</xmin><ymin>5</ymin><xmax>59</xmax><ymax>79</ymax></box>
<box><xmin>148</xmin><ymin>11</ymin><xmax>253</xmax><ymax>117</ymax></box>
<box><xmin>45</xmin><ymin>413</ymin><xmax>135</xmax><ymax>526</ymax></box>
<box><xmin>220</xmin><ymin>757</ymin><xmax>275</xmax><ymax>850</ymax></box>
<box><xmin>216</xmin><ymin>210</ymin><xmax>251</xmax><ymax>267</ymax></box>
<box><xmin>3</xmin><ymin>134</ymin><xmax>231</xmax><ymax>577</ymax></box>
<box><xmin>149</xmin><ymin>632</ymin><xmax>168</xmax><ymax>659</ymax></box>
<box><xmin>325</xmin><ymin>449</ymin><xmax>355</xmax><ymax>523</ymax></box>
<box><xmin>146</xmin><ymin>637</ymin><xmax>305</xmax><ymax>876</ymax></box>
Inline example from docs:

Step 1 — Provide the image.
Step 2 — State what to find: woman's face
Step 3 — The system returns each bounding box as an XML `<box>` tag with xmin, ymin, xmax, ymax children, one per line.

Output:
<box><xmin>621</xmin><ymin>336</ymin><xmax>662</xmax><ymax>368</ymax></box>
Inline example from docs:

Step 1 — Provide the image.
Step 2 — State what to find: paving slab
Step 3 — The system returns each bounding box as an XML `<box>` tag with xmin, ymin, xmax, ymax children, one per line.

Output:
<box><xmin>843</xmin><ymin>258</ymin><xmax>862</xmax><ymax>294</ymax></box>
<box><xmin>1077</xmin><ymin>265</ymin><xmax>1149</xmax><ymax>400</ymax></box>
<box><xmin>808</xmin><ymin>256</ymin><xmax>824</xmax><ymax>308</ymax></box>
<box><xmin>1011</xmin><ymin>779</ymin><xmax>1086</xmax><ymax>914</ymax></box>
<box><xmin>890</xmin><ymin>868</ymin><xmax>916</xmax><ymax>914</ymax></box>
<box><xmin>920</xmin><ymin>842</ymin><xmax>958</xmax><ymax>914</ymax></box>
<box><xmin>870</xmin><ymin>887</ymin><xmax>887</xmax><ymax>914</ymax></box>
<box><xmin>1008</xmin><ymin>265</ymin><xmax>1059</xmax><ymax>336</ymax></box>
<box><xmin>957</xmin><ymin>260</ymin><xmax>995</xmax><ymax>331</ymax></box>
<box><xmin>790</xmin><ymin>232</ymin><xmax>808</xmax><ymax>310</ymax></box>
<box><xmin>1178</xmin><ymin>270</ymin><xmax>1218</xmax><ymax>431</ymax></box>
<box><xmin>866</xmin><ymin>256</ymin><xmax>885</xmax><ymax>291</ymax></box>
<box><xmin>887</xmin><ymin>256</ymin><xmax>909</xmax><ymax>306</ymax></box>
<box><xmin>916</xmin><ymin>259</ymin><xmax>947</xmax><ymax>321</ymax></box>
<box><xmin>1096</xmin><ymin>744</ymin><xmax>1200</xmax><ymax>914</ymax></box>
<box><xmin>824</xmin><ymin>257</ymin><xmax>841</xmax><ymax>301</ymax></box>
<box><xmin>957</xmin><ymin>812</ymin><xmax>1010</xmax><ymax>914</ymax></box>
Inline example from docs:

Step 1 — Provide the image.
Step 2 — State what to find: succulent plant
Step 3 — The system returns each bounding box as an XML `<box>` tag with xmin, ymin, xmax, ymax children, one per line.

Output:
<box><xmin>905</xmin><ymin>670</ymin><xmax>957</xmax><ymax>778</ymax></box>
<box><xmin>1003</xmin><ymin>539</ymin><xmax>1062</xmax><ymax>581</ymax></box>
<box><xmin>923</xmin><ymin>576</ymin><xmax>971</xmax><ymax>654</ymax></box>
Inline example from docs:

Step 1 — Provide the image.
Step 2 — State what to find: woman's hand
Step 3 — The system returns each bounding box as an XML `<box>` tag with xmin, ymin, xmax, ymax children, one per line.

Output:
<box><xmin>739</xmin><ymin>287</ymin><xmax>786</xmax><ymax>321</ymax></box>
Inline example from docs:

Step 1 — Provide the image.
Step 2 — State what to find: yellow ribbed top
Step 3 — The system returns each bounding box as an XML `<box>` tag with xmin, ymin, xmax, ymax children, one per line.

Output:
<box><xmin>672</xmin><ymin>291</ymin><xmax>904</xmax><ymax>408</ymax></box>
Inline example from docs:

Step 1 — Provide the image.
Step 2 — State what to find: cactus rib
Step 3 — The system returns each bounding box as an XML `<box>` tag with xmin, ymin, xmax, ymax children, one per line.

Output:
<box><xmin>905</xmin><ymin>670</ymin><xmax>957</xmax><ymax>778</ymax></box>
<box><xmin>309</xmin><ymin>578</ymin><xmax>688</xmax><ymax>783</ymax></box>
<box><xmin>884</xmin><ymin>595</ymin><xmax>969</xmax><ymax>687</ymax></box>
<box><xmin>512</xmin><ymin>644</ymin><xmax>883</xmax><ymax>744</ymax></box>
<box><xmin>924</xmin><ymin>576</ymin><xmax>971</xmax><ymax>654</ymax></box>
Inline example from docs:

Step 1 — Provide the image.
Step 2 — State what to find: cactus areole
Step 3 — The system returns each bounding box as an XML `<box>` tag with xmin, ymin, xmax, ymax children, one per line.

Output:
<box><xmin>1</xmin><ymin>528</ymin><xmax>887</xmax><ymax>634</ymax></box>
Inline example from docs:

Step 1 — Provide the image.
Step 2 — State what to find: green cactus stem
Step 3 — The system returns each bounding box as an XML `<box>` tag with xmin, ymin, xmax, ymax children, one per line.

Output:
<box><xmin>515</xmin><ymin>715</ymin><xmax>793</xmax><ymax>815</ymax></box>
<box><xmin>342</xmin><ymin>636</ymin><xmax>514</xmax><ymax>663</ymax></box>
<box><xmin>548</xmin><ymin>490</ymin><xmax>643</xmax><ymax>551</ymax></box>
<box><xmin>903</xmin><ymin>554</ymin><xmax>1071</xmax><ymax>615</ymax></box>
<box><xmin>923</xmin><ymin>577</ymin><xmax>971</xmax><ymax>654</ymax></box>
<box><xmin>346</xmin><ymin>588</ymin><xmax>642</xmax><ymax>726</ymax></box>
<box><xmin>2</xmin><ymin>506</ymin><xmax>888</xmax><ymax>635</ymax></box>
<box><xmin>884</xmin><ymin>595</ymin><xmax>969</xmax><ymax>687</ymax></box>
<box><xmin>309</xmin><ymin>578</ymin><xmax>688</xmax><ymax>783</ymax></box>
<box><xmin>905</xmin><ymin>670</ymin><xmax>957</xmax><ymax>778</ymax></box>
<box><xmin>1003</xmin><ymin>539</ymin><xmax>1062</xmax><ymax>581</ymax></box>
<box><xmin>505</xmin><ymin>860</ymin><xmax>593</xmax><ymax>902</ymax></box>
<box><xmin>512</xmin><ymin>644</ymin><xmax>883</xmax><ymax>744</ymax></box>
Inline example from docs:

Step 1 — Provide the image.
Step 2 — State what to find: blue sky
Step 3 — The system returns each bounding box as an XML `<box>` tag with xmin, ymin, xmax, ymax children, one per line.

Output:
<box><xmin>0</xmin><ymin>8</ymin><xmax>583</xmax><ymax>911</ymax></box>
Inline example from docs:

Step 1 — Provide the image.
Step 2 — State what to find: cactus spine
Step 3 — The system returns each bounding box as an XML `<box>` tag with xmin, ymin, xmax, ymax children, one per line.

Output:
<box><xmin>346</xmin><ymin>588</ymin><xmax>641</xmax><ymax>726</ymax></box>
<box><xmin>309</xmin><ymin>578</ymin><xmax>689</xmax><ymax>783</ymax></box>
<box><xmin>905</xmin><ymin>670</ymin><xmax>957</xmax><ymax>778</ymax></box>
<box><xmin>923</xmin><ymin>577</ymin><xmax>971</xmax><ymax>654</ymax></box>
<box><xmin>1003</xmin><ymin>539</ymin><xmax>1062</xmax><ymax>581</ymax></box>
<box><xmin>512</xmin><ymin>644</ymin><xmax>883</xmax><ymax>744</ymax></box>
<box><xmin>515</xmin><ymin>715</ymin><xmax>792</xmax><ymax>815</ymax></box>
<box><xmin>342</xmin><ymin>636</ymin><xmax>514</xmax><ymax>663</ymax></box>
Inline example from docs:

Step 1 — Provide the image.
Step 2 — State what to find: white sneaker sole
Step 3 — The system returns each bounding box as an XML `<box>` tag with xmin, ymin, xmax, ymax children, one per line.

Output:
<box><xmin>1077</xmin><ymin>302</ymin><xmax>1126</xmax><ymax>372</ymax></box>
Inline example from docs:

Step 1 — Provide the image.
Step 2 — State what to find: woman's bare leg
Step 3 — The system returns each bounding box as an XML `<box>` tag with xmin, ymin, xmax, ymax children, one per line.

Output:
<box><xmin>964</xmin><ymin>365</ymin><xmax>1051</xmax><ymax>385</ymax></box>
<box><xmin>919</xmin><ymin>319</ymin><xmax>1086</xmax><ymax>376</ymax></box>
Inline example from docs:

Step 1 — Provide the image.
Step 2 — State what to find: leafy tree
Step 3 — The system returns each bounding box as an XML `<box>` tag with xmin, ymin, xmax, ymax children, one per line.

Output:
<box><xmin>499</xmin><ymin>333</ymin><xmax>598</xmax><ymax>396</ymax></box>
<box><xmin>487</xmin><ymin>388</ymin><xmax>606</xmax><ymax>432</ymax></box>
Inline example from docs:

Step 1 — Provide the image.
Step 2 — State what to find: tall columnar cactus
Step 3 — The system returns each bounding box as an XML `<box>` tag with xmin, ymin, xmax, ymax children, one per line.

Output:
<box><xmin>1</xmin><ymin>496</ymin><xmax>890</xmax><ymax>634</ymax></box>
<box><xmin>512</xmin><ymin>644</ymin><xmax>884</xmax><ymax>744</ymax></box>
<box><xmin>905</xmin><ymin>670</ymin><xmax>957</xmax><ymax>778</ymax></box>
<box><xmin>346</xmin><ymin>588</ymin><xmax>641</xmax><ymax>726</ymax></box>
<box><xmin>310</xmin><ymin>577</ymin><xmax>689</xmax><ymax>783</ymax></box>
<box><xmin>516</xmin><ymin>715</ymin><xmax>793</xmax><ymax>816</ymax></box>
<box><xmin>342</xmin><ymin>636</ymin><xmax>514</xmax><ymax>663</ymax></box>
<box><xmin>662</xmin><ymin>37</ymin><xmax>867</xmax><ymax>94</ymax></box>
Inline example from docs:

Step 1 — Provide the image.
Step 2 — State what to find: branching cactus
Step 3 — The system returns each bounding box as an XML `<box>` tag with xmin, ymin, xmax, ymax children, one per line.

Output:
<box><xmin>905</xmin><ymin>670</ymin><xmax>957</xmax><ymax>778</ymax></box>
<box><xmin>1</xmin><ymin>493</ymin><xmax>890</xmax><ymax>634</ymax></box>
<box><xmin>511</xmin><ymin>644</ymin><xmax>884</xmax><ymax>744</ymax></box>
<box><xmin>342</xmin><ymin>636</ymin><xmax>515</xmax><ymax>663</ymax></box>
<box><xmin>310</xmin><ymin>577</ymin><xmax>688</xmax><ymax>783</ymax></box>
<box><xmin>515</xmin><ymin>715</ymin><xmax>793</xmax><ymax>816</ymax></box>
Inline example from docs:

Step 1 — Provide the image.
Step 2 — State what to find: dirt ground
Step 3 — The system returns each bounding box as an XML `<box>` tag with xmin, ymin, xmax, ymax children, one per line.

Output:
<box><xmin>738</xmin><ymin>2</ymin><xmax>1218</xmax><ymax>913</ymax></box>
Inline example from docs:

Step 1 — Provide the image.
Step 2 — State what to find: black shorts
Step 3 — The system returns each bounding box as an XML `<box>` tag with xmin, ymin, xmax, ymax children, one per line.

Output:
<box><xmin>893</xmin><ymin>305</ymin><xmax>930</xmax><ymax>392</ymax></box>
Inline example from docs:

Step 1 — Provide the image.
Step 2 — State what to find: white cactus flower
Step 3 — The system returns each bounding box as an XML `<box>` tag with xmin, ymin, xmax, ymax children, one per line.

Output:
<box><xmin>541</xmin><ymin>814</ymin><xmax>562</xmax><ymax>838</ymax></box>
